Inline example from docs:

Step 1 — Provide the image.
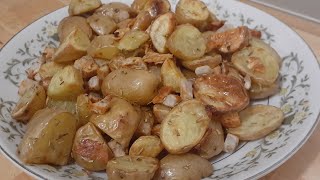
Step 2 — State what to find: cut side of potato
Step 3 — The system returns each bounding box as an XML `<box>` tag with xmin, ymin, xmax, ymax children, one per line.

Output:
<box><xmin>95</xmin><ymin>2</ymin><xmax>133</xmax><ymax>23</ymax></box>
<box><xmin>132</xmin><ymin>0</ymin><xmax>170</xmax><ymax>17</ymax></box>
<box><xmin>39</xmin><ymin>61</ymin><xmax>65</xmax><ymax>79</ymax></box>
<box><xmin>150</xmin><ymin>12</ymin><xmax>176</xmax><ymax>53</ymax></box>
<box><xmin>46</xmin><ymin>98</ymin><xmax>76</xmax><ymax>115</ymax></box>
<box><xmin>181</xmin><ymin>55</ymin><xmax>222</xmax><ymax>71</ymax></box>
<box><xmin>87</xmin><ymin>14</ymin><xmax>117</xmax><ymax>35</ymax></box>
<box><xmin>129</xmin><ymin>136</ymin><xmax>163</xmax><ymax>157</ymax></box>
<box><xmin>53</xmin><ymin>29</ymin><xmax>90</xmax><ymax>63</ymax></box>
<box><xmin>160</xmin><ymin>100</ymin><xmax>210</xmax><ymax>154</ymax></box>
<box><xmin>107</xmin><ymin>155</ymin><xmax>159</xmax><ymax>180</ymax></box>
<box><xmin>231</xmin><ymin>38</ymin><xmax>280</xmax><ymax>85</ymax></box>
<box><xmin>228</xmin><ymin>105</ymin><xmax>284</xmax><ymax>140</ymax></box>
<box><xmin>167</xmin><ymin>24</ymin><xmax>206</xmax><ymax>61</ymax></box>
<box><xmin>72</xmin><ymin>122</ymin><xmax>113</xmax><ymax>171</ymax></box>
<box><xmin>87</xmin><ymin>35</ymin><xmax>120</xmax><ymax>60</ymax></box>
<box><xmin>11</xmin><ymin>83</ymin><xmax>46</xmax><ymax>123</ymax></box>
<box><xmin>47</xmin><ymin>66</ymin><xmax>84</xmax><ymax>101</ymax></box>
<box><xmin>194</xmin><ymin>74</ymin><xmax>249</xmax><ymax>112</ymax></box>
<box><xmin>249</xmin><ymin>81</ymin><xmax>280</xmax><ymax>99</ymax></box>
<box><xmin>18</xmin><ymin>108</ymin><xmax>77</xmax><ymax>165</ymax></box>
<box><xmin>68</xmin><ymin>0</ymin><xmax>102</xmax><ymax>15</ymax></box>
<box><xmin>76</xmin><ymin>94</ymin><xmax>94</xmax><ymax>128</ymax></box>
<box><xmin>118</xmin><ymin>30</ymin><xmax>150</xmax><ymax>51</ymax></box>
<box><xmin>161</xmin><ymin>59</ymin><xmax>186</xmax><ymax>93</ymax></box>
<box><xmin>58</xmin><ymin>16</ymin><xmax>92</xmax><ymax>42</ymax></box>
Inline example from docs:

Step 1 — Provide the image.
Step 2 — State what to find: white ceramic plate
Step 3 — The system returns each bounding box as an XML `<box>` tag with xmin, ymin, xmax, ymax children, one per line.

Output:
<box><xmin>0</xmin><ymin>0</ymin><xmax>319</xmax><ymax>179</ymax></box>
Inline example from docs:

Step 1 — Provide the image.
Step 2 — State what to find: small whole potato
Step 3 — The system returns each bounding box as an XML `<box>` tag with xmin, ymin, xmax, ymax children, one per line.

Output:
<box><xmin>101</xmin><ymin>68</ymin><xmax>160</xmax><ymax>105</ymax></box>
<box><xmin>58</xmin><ymin>16</ymin><xmax>92</xmax><ymax>42</ymax></box>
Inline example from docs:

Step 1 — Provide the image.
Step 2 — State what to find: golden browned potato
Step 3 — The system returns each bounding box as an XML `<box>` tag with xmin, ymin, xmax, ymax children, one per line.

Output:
<box><xmin>76</xmin><ymin>94</ymin><xmax>94</xmax><ymax>128</ymax></box>
<box><xmin>216</xmin><ymin>111</ymin><xmax>241</xmax><ymax>128</ymax></box>
<box><xmin>153</xmin><ymin>104</ymin><xmax>171</xmax><ymax>123</ymax></box>
<box><xmin>131</xmin><ymin>0</ymin><xmax>171</xmax><ymax>17</ymax></box>
<box><xmin>150</xmin><ymin>12</ymin><xmax>176</xmax><ymax>53</ymax></box>
<box><xmin>90</xmin><ymin>97</ymin><xmax>141</xmax><ymax>147</ymax></box>
<box><xmin>181</xmin><ymin>55</ymin><xmax>222</xmax><ymax>71</ymax></box>
<box><xmin>232</xmin><ymin>38</ymin><xmax>281</xmax><ymax>85</ymax></box>
<box><xmin>101</xmin><ymin>68</ymin><xmax>160</xmax><ymax>105</ymax></box>
<box><xmin>117</xmin><ymin>30</ymin><xmax>150</xmax><ymax>51</ymax></box>
<box><xmin>161</xmin><ymin>59</ymin><xmax>186</xmax><ymax>93</ymax></box>
<box><xmin>68</xmin><ymin>0</ymin><xmax>102</xmax><ymax>15</ymax></box>
<box><xmin>160</xmin><ymin>100</ymin><xmax>210</xmax><ymax>154</ymax></box>
<box><xmin>107</xmin><ymin>156</ymin><xmax>159</xmax><ymax>180</ymax></box>
<box><xmin>72</xmin><ymin>122</ymin><xmax>113</xmax><ymax>171</ymax></box>
<box><xmin>57</xmin><ymin>16</ymin><xmax>92</xmax><ymax>42</ymax></box>
<box><xmin>228</xmin><ymin>105</ymin><xmax>284</xmax><ymax>140</ymax></box>
<box><xmin>132</xmin><ymin>11</ymin><xmax>153</xmax><ymax>31</ymax></box>
<box><xmin>181</xmin><ymin>68</ymin><xmax>197</xmax><ymax>79</ymax></box>
<box><xmin>95</xmin><ymin>2</ymin><xmax>133</xmax><ymax>23</ymax></box>
<box><xmin>129</xmin><ymin>136</ymin><xmax>163</xmax><ymax>157</ymax></box>
<box><xmin>152</xmin><ymin>124</ymin><xmax>161</xmax><ymax>137</ymax></box>
<box><xmin>52</xmin><ymin>29</ymin><xmax>90</xmax><ymax>63</ymax></box>
<box><xmin>87</xmin><ymin>35</ymin><xmax>120</xmax><ymax>60</ymax></box>
<box><xmin>47</xmin><ymin>66</ymin><xmax>84</xmax><ymax>101</ymax></box>
<box><xmin>249</xmin><ymin>81</ymin><xmax>280</xmax><ymax>99</ymax></box>
<box><xmin>175</xmin><ymin>0</ymin><xmax>209</xmax><ymax>28</ymax></box>
<box><xmin>39</xmin><ymin>61</ymin><xmax>65</xmax><ymax>79</ymax></box>
<box><xmin>18</xmin><ymin>108</ymin><xmax>77</xmax><ymax>165</ymax></box>
<box><xmin>167</xmin><ymin>24</ymin><xmax>206</xmax><ymax>61</ymax></box>
<box><xmin>46</xmin><ymin>98</ymin><xmax>76</xmax><ymax>115</ymax></box>
<box><xmin>194</xmin><ymin>120</ymin><xmax>224</xmax><ymax>159</ymax></box>
<box><xmin>109</xmin><ymin>56</ymin><xmax>148</xmax><ymax>71</ymax></box>
<box><xmin>87</xmin><ymin>14</ymin><xmax>117</xmax><ymax>35</ymax></box>
<box><xmin>194</xmin><ymin>74</ymin><xmax>249</xmax><ymax>112</ymax></box>
<box><xmin>11</xmin><ymin>83</ymin><xmax>46</xmax><ymax>123</ymax></box>
<box><xmin>154</xmin><ymin>153</ymin><xmax>213</xmax><ymax>180</ymax></box>
<box><xmin>135</xmin><ymin>107</ymin><xmax>155</xmax><ymax>137</ymax></box>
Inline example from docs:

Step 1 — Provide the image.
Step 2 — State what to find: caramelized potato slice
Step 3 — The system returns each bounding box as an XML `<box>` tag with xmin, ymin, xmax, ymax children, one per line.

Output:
<box><xmin>53</xmin><ymin>29</ymin><xmax>90</xmax><ymax>63</ymax></box>
<box><xmin>129</xmin><ymin>136</ymin><xmax>163</xmax><ymax>157</ymax></box>
<box><xmin>161</xmin><ymin>59</ymin><xmax>186</xmax><ymax>93</ymax></box>
<box><xmin>72</xmin><ymin>122</ymin><xmax>113</xmax><ymax>171</ymax></box>
<box><xmin>181</xmin><ymin>55</ymin><xmax>222</xmax><ymax>71</ymax></box>
<box><xmin>90</xmin><ymin>97</ymin><xmax>141</xmax><ymax>147</ymax></box>
<box><xmin>194</xmin><ymin>74</ymin><xmax>249</xmax><ymax>112</ymax></box>
<box><xmin>95</xmin><ymin>2</ymin><xmax>133</xmax><ymax>23</ymax></box>
<box><xmin>132</xmin><ymin>11</ymin><xmax>153</xmax><ymax>31</ymax></box>
<box><xmin>107</xmin><ymin>156</ymin><xmax>159</xmax><ymax>180</ymax></box>
<box><xmin>58</xmin><ymin>16</ymin><xmax>92</xmax><ymax>42</ymax></box>
<box><xmin>160</xmin><ymin>100</ymin><xmax>210</xmax><ymax>154</ymax></box>
<box><xmin>175</xmin><ymin>0</ymin><xmax>209</xmax><ymax>28</ymax></box>
<box><xmin>18</xmin><ymin>108</ymin><xmax>77</xmax><ymax>165</ymax></box>
<box><xmin>47</xmin><ymin>66</ymin><xmax>84</xmax><ymax>101</ymax></box>
<box><xmin>150</xmin><ymin>12</ymin><xmax>176</xmax><ymax>53</ymax></box>
<box><xmin>167</xmin><ymin>24</ymin><xmax>206</xmax><ymax>61</ymax></box>
<box><xmin>232</xmin><ymin>38</ymin><xmax>281</xmax><ymax>85</ymax></box>
<box><xmin>87</xmin><ymin>14</ymin><xmax>117</xmax><ymax>35</ymax></box>
<box><xmin>249</xmin><ymin>81</ymin><xmax>280</xmax><ymax>99</ymax></box>
<box><xmin>87</xmin><ymin>35</ymin><xmax>120</xmax><ymax>60</ymax></box>
<box><xmin>228</xmin><ymin>105</ymin><xmax>284</xmax><ymax>140</ymax></box>
<box><xmin>11</xmin><ymin>84</ymin><xmax>46</xmax><ymax>122</ymax></box>
<box><xmin>118</xmin><ymin>30</ymin><xmax>150</xmax><ymax>51</ymax></box>
<box><xmin>68</xmin><ymin>0</ymin><xmax>101</xmax><ymax>15</ymax></box>
<box><xmin>39</xmin><ymin>61</ymin><xmax>65</xmax><ymax>79</ymax></box>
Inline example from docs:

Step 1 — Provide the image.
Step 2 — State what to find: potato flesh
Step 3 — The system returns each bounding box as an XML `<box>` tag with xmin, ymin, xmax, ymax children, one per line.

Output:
<box><xmin>129</xmin><ymin>136</ymin><xmax>163</xmax><ymax>157</ymax></box>
<box><xmin>107</xmin><ymin>155</ymin><xmax>159</xmax><ymax>180</ymax></box>
<box><xmin>181</xmin><ymin>55</ymin><xmax>222</xmax><ymax>71</ymax></box>
<box><xmin>95</xmin><ymin>2</ymin><xmax>132</xmax><ymax>23</ymax></box>
<box><xmin>160</xmin><ymin>100</ymin><xmax>210</xmax><ymax>154</ymax></box>
<box><xmin>72</xmin><ymin>122</ymin><xmax>113</xmax><ymax>171</ymax></box>
<box><xmin>76</xmin><ymin>94</ymin><xmax>94</xmax><ymax>128</ymax></box>
<box><xmin>46</xmin><ymin>98</ymin><xmax>76</xmax><ymax>115</ymax></box>
<box><xmin>87</xmin><ymin>35</ymin><xmax>120</xmax><ymax>60</ymax></box>
<box><xmin>132</xmin><ymin>11</ymin><xmax>153</xmax><ymax>31</ymax></box>
<box><xmin>68</xmin><ymin>0</ymin><xmax>102</xmax><ymax>15</ymax></box>
<box><xmin>228</xmin><ymin>105</ymin><xmax>284</xmax><ymax>140</ymax></box>
<box><xmin>161</xmin><ymin>59</ymin><xmax>186</xmax><ymax>93</ymax></box>
<box><xmin>58</xmin><ymin>16</ymin><xmax>92</xmax><ymax>42</ymax></box>
<box><xmin>249</xmin><ymin>81</ymin><xmax>280</xmax><ymax>99</ymax></box>
<box><xmin>18</xmin><ymin>108</ymin><xmax>77</xmax><ymax>165</ymax></box>
<box><xmin>39</xmin><ymin>61</ymin><xmax>65</xmax><ymax>79</ymax></box>
<box><xmin>132</xmin><ymin>0</ymin><xmax>171</xmax><ymax>17</ymax></box>
<box><xmin>118</xmin><ymin>30</ymin><xmax>150</xmax><ymax>51</ymax></box>
<box><xmin>87</xmin><ymin>14</ymin><xmax>117</xmax><ymax>35</ymax></box>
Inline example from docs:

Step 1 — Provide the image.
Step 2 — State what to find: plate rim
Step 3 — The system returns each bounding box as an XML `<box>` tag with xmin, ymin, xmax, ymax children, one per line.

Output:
<box><xmin>0</xmin><ymin>1</ymin><xmax>319</xmax><ymax>180</ymax></box>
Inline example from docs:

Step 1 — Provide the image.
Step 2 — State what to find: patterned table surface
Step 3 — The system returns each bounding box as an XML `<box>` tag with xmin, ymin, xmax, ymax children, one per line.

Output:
<box><xmin>0</xmin><ymin>0</ymin><xmax>319</xmax><ymax>179</ymax></box>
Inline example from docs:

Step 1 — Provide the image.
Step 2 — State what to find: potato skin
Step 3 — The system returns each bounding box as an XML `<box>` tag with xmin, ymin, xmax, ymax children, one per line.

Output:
<box><xmin>87</xmin><ymin>14</ymin><xmax>117</xmax><ymax>35</ymax></box>
<box><xmin>129</xmin><ymin>136</ymin><xmax>163</xmax><ymax>157</ymax></box>
<box><xmin>18</xmin><ymin>108</ymin><xmax>77</xmax><ymax>165</ymax></box>
<box><xmin>117</xmin><ymin>30</ymin><xmax>150</xmax><ymax>51</ymax></box>
<box><xmin>68</xmin><ymin>0</ymin><xmax>102</xmax><ymax>15</ymax></box>
<box><xmin>76</xmin><ymin>94</ymin><xmax>94</xmax><ymax>128</ymax></box>
<box><xmin>134</xmin><ymin>107</ymin><xmax>155</xmax><ymax>137</ymax></box>
<box><xmin>154</xmin><ymin>153</ymin><xmax>213</xmax><ymax>180</ymax></box>
<box><xmin>131</xmin><ymin>0</ymin><xmax>171</xmax><ymax>17</ymax></box>
<box><xmin>101</xmin><ymin>68</ymin><xmax>160</xmax><ymax>105</ymax></box>
<box><xmin>90</xmin><ymin>97</ymin><xmax>141</xmax><ymax>147</ymax></box>
<box><xmin>87</xmin><ymin>35</ymin><xmax>120</xmax><ymax>60</ymax></box>
<box><xmin>95</xmin><ymin>2</ymin><xmax>133</xmax><ymax>23</ymax></box>
<box><xmin>107</xmin><ymin>155</ymin><xmax>159</xmax><ymax>180</ymax></box>
<box><xmin>58</xmin><ymin>16</ymin><xmax>92</xmax><ymax>42</ymax></box>
<box><xmin>39</xmin><ymin>61</ymin><xmax>65</xmax><ymax>79</ymax></box>
<box><xmin>72</xmin><ymin>122</ymin><xmax>113</xmax><ymax>171</ymax></box>
<box><xmin>249</xmin><ymin>81</ymin><xmax>280</xmax><ymax>99</ymax></box>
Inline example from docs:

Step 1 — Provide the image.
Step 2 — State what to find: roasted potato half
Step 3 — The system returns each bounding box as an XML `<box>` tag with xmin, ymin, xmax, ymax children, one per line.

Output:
<box><xmin>194</xmin><ymin>74</ymin><xmax>249</xmax><ymax>112</ymax></box>
<box><xmin>228</xmin><ymin>105</ymin><xmax>284</xmax><ymax>140</ymax></box>
<box><xmin>87</xmin><ymin>14</ymin><xmax>117</xmax><ymax>35</ymax></box>
<box><xmin>39</xmin><ymin>61</ymin><xmax>65</xmax><ymax>79</ymax></box>
<box><xmin>161</xmin><ymin>59</ymin><xmax>186</xmax><ymax>93</ymax></box>
<box><xmin>102</xmin><ymin>68</ymin><xmax>160</xmax><ymax>105</ymax></box>
<box><xmin>167</xmin><ymin>24</ymin><xmax>206</xmax><ymax>61</ymax></box>
<box><xmin>72</xmin><ymin>122</ymin><xmax>113</xmax><ymax>171</ymax></box>
<box><xmin>154</xmin><ymin>153</ymin><xmax>213</xmax><ymax>180</ymax></box>
<box><xmin>181</xmin><ymin>55</ymin><xmax>222</xmax><ymax>71</ymax></box>
<box><xmin>11</xmin><ymin>83</ymin><xmax>46</xmax><ymax>122</ymax></box>
<box><xmin>68</xmin><ymin>0</ymin><xmax>102</xmax><ymax>15</ymax></box>
<box><xmin>150</xmin><ymin>12</ymin><xmax>176</xmax><ymax>53</ymax></box>
<box><xmin>216</xmin><ymin>111</ymin><xmax>241</xmax><ymax>128</ymax></box>
<box><xmin>58</xmin><ymin>16</ymin><xmax>92</xmax><ymax>42</ymax></box>
<box><xmin>107</xmin><ymin>156</ymin><xmax>159</xmax><ymax>180</ymax></box>
<box><xmin>249</xmin><ymin>81</ymin><xmax>280</xmax><ymax>99</ymax></box>
<box><xmin>18</xmin><ymin>108</ymin><xmax>77</xmax><ymax>165</ymax></box>
<box><xmin>95</xmin><ymin>2</ymin><xmax>133</xmax><ymax>23</ymax></box>
<box><xmin>175</xmin><ymin>0</ymin><xmax>210</xmax><ymax>28</ymax></box>
<box><xmin>160</xmin><ymin>100</ymin><xmax>210</xmax><ymax>154</ymax></box>
<box><xmin>131</xmin><ymin>0</ymin><xmax>171</xmax><ymax>17</ymax></box>
<box><xmin>129</xmin><ymin>136</ymin><xmax>163</xmax><ymax>157</ymax></box>
<box><xmin>87</xmin><ymin>35</ymin><xmax>120</xmax><ymax>60</ymax></box>
<box><xmin>231</xmin><ymin>38</ymin><xmax>281</xmax><ymax>85</ymax></box>
<box><xmin>47</xmin><ymin>66</ymin><xmax>84</xmax><ymax>101</ymax></box>
<box><xmin>76</xmin><ymin>94</ymin><xmax>94</xmax><ymax>128</ymax></box>
<box><xmin>53</xmin><ymin>29</ymin><xmax>90</xmax><ymax>63</ymax></box>
<box><xmin>90</xmin><ymin>97</ymin><xmax>141</xmax><ymax>147</ymax></box>
<box><xmin>118</xmin><ymin>30</ymin><xmax>150</xmax><ymax>51</ymax></box>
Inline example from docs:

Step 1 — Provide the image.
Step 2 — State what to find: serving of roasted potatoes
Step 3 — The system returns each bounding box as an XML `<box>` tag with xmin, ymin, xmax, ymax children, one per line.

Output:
<box><xmin>11</xmin><ymin>0</ymin><xmax>286</xmax><ymax>179</ymax></box>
